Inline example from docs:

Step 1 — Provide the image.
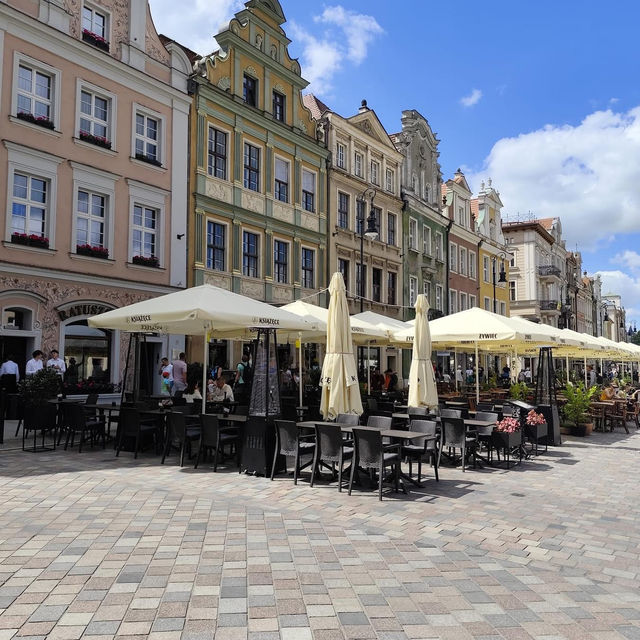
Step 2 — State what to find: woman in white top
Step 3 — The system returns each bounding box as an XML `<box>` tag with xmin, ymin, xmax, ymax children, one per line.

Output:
<box><xmin>183</xmin><ymin>382</ymin><xmax>202</xmax><ymax>404</ymax></box>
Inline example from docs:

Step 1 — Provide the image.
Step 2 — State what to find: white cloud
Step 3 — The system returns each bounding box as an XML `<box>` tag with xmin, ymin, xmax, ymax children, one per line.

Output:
<box><xmin>595</xmin><ymin>269</ymin><xmax>640</xmax><ymax>326</ymax></box>
<box><xmin>460</xmin><ymin>89</ymin><xmax>482</xmax><ymax>107</ymax></box>
<box><xmin>471</xmin><ymin>106</ymin><xmax>640</xmax><ymax>251</ymax></box>
<box><xmin>148</xmin><ymin>0</ymin><xmax>243</xmax><ymax>55</ymax></box>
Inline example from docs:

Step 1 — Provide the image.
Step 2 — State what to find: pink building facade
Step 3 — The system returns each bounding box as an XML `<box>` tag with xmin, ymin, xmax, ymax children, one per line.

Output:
<box><xmin>0</xmin><ymin>0</ymin><xmax>191</xmax><ymax>390</ymax></box>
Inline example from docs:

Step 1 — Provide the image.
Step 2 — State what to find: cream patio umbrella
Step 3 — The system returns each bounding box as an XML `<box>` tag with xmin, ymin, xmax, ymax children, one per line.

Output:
<box><xmin>407</xmin><ymin>294</ymin><xmax>438</xmax><ymax>409</ymax></box>
<box><xmin>320</xmin><ymin>273</ymin><xmax>363</xmax><ymax>419</ymax></box>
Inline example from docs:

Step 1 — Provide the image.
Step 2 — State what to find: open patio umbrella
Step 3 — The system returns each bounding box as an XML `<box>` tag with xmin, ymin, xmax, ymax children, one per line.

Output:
<box><xmin>320</xmin><ymin>273</ymin><xmax>363</xmax><ymax>419</ymax></box>
<box><xmin>407</xmin><ymin>294</ymin><xmax>438</xmax><ymax>409</ymax></box>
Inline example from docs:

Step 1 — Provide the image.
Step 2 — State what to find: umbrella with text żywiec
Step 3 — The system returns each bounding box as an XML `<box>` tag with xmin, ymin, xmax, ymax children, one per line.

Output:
<box><xmin>320</xmin><ymin>273</ymin><xmax>363</xmax><ymax>419</ymax></box>
<box><xmin>407</xmin><ymin>294</ymin><xmax>439</xmax><ymax>409</ymax></box>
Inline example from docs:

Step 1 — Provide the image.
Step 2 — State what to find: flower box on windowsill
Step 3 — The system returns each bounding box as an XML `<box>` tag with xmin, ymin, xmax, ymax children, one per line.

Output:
<box><xmin>132</xmin><ymin>255</ymin><xmax>159</xmax><ymax>268</ymax></box>
<box><xmin>11</xmin><ymin>233</ymin><xmax>50</xmax><ymax>249</ymax></box>
<box><xmin>134</xmin><ymin>153</ymin><xmax>162</xmax><ymax>168</ymax></box>
<box><xmin>79</xmin><ymin>131</ymin><xmax>111</xmax><ymax>150</ymax></box>
<box><xmin>76</xmin><ymin>244</ymin><xmax>109</xmax><ymax>259</ymax></box>
<box><xmin>82</xmin><ymin>29</ymin><xmax>110</xmax><ymax>52</ymax></box>
<box><xmin>16</xmin><ymin>112</ymin><xmax>55</xmax><ymax>130</ymax></box>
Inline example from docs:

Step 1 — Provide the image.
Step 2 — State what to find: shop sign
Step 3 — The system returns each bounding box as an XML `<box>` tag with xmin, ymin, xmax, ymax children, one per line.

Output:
<box><xmin>58</xmin><ymin>303</ymin><xmax>113</xmax><ymax>321</ymax></box>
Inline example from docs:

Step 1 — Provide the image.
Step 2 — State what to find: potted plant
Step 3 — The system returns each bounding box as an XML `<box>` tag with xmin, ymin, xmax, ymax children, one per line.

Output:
<box><xmin>509</xmin><ymin>381</ymin><xmax>528</xmax><ymax>400</ymax></box>
<box><xmin>16</xmin><ymin>111</ymin><xmax>55</xmax><ymax>129</ymax></box>
<box><xmin>562</xmin><ymin>382</ymin><xmax>597</xmax><ymax>437</ymax></box>
<box><xmin>493</xmin><ymin>415</ymin><xmax>522</xmax><ymax>449</ymax></box>
<box><xmin>525</xmin><ymin>408</ymin><xmax>547</xmax><ymax>442</ymax></box>
<box><xmin>76</xmin><ymin>243</ymin><xmax>109</xmax><ymax>259</ymax></box>
<box><xmin>135</xmin><ymin>152</ymin><xmax>162</xmax><ymax>167</ymax></box>
<box><xmin>132</xmin><ymin>255</ymin><xmax>159</xmax><ymax>268</ymax></box>
<box><xmin>79</xmin><ymin>131</ymin><xmax>112</xmax><ymax>149</ymax></box>
<box><xmin>18</xmin><ymin>368</ymin><xmax>61</xmax><ymax>450</ymax></box>
<box><xmin>82</xmin><ymin>29</ymin><xmax>110</xmax><ymax>52</ymax></box>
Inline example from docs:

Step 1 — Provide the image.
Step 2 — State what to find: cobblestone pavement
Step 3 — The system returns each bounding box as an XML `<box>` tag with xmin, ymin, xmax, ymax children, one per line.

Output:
<box><xmin>1</xmin><ymin>423</ymin><xmax>640</xmax><ymax>640</ymax></box>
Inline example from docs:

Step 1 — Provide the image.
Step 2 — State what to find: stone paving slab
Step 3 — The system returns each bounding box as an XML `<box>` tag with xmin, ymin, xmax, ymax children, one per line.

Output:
<box><xmin>0</xmin><ymin>424</ymin><xmax>639</xmax><ymax>639</ymax></box>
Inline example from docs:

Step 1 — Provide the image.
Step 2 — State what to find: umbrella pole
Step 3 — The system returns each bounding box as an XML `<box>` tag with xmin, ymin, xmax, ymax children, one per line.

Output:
<box><xmin>584</xmin><ymin>356</ymin><xmax>587</xmax><ymax>387</ymax></box>
<box><xmin>565</xmin><ymin>354</ymin><xmax>569</xmax><ymax>385</ymax></box>
<box><xmin>367</xmin><ymin>341</ymin><xmax>371</xmax><ymax>396</ymax></box>
<box><xmin>514</xmin><ymin>347</ymin><xmax>518</xmax><ymax>384</ymax></box>
<box><xmin>298</xmin><ymin>334</ymin><xmax>303</xmax><ymax>411</ymax></box>
<box><xmin>454</xmin><ymin>348</ymin><xmax>458</xmax><ymax>391</ymax></box>
<box><xmin>475</xmin><ymin>342</ymin><xmax>479</xmax><ymax>403</ymax></box>
<box><xmin>600</xmin><ymin>358</ymin><xmax>603</xmax><ymax>381</ymax></box>
<box><xmin>202</xmin><ymin>333</ymin><xmax>208</xmax><ymax>415</ymax></box>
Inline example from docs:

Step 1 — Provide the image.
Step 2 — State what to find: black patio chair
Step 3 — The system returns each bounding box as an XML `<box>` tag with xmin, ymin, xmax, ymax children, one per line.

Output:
<box><xmin>404</xmin><ymin>419</ymin><xmax>439</xmax><ymax>483</ymax></box>
<box><xmin>367</xmin><ymin>415</ymin><xmax>392</xmax><ymax>430</ymax></box>
<box><xmin>161</xmin><ymin>411</ymin><xmax>200</xmax><ymax>466</ymax></box>
<box><xmin>348</xmin><ymin>428</ymin><xmax>400</xmax><ymax>501</ymax></box>
<box><xmin>474</xmin><ymin>411</ymin><xmax>497</xmax><ymax>461</ymax></box>
<box><xmin>310</xmin><ymin>423</ymin><xmax>354</xmax><ymax>490</ymax></box>
<box><xmin>195</xmin><ymin>414</ymin><xmax>239</xmax><ymax>471</ymax></box>
<box><xmin>63</xmin><ymin>403</ymin><xmax>106</xmax><ymax>452</ymax></box>
<box><xmin>336</xmin><ymin>413</ymin><xmax>359</xmax><ymax>426</ymax></box>
<box><xmin>116</xmin><ymin>407</ymin><xmax>162</xmax><ymax>459</ymax></box>
<box><xmin>476</xmin><ymin>402</ymin><xmax>494</xmax><ymax>412</ymax></box>
<box><xmin>440</xmin><ymin>408</ymin><xmax>462</xmax><ymax>419</ymax></box>
<box><xmin>408</xmin><ymin>406</ymin><xmax>428</xmax><ymax>419</ymax></box>
<box><xmin>271</xmin><ymin>419</ymin><xmax>315</xmax><ymax>484</ymax></box>
<box><xmin>441</xmin><ymin>416</ymin><xmax>477</xmax><ymax>471</ymax></box>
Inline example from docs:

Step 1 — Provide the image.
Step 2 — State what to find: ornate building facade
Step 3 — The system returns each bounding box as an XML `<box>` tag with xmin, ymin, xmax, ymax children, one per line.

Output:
<box><xmin>187</xmin><ymin>0</ymin><xmax>328</xmax><ymax>366</ymax></box>
<box><xmin>0</xmin><ymin>0</ymin><xmax>191</xmax><ymax>388</ymax></box>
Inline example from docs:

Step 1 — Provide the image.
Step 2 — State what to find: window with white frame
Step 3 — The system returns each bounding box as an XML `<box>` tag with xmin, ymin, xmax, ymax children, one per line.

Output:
<box><xmin>15</xmin><ymin>60</ymin><xmax>56</xmax><ymax>125</ymax></box>
<box><xmin>449</xmin><ymin>289</ymin><xmax>458</xmax><ymax>314</ymax></box>
<box><xmin>273</xmin><ymin>239</ymin><xmax>288</xmax><ymax>284</ymax></box>
<box><xmin>469</xmin><ymin>294</ymin><xmax>476</xmax><ymax>308</ymax></box>
<box><xmin>409</xmin><ymin>218</ymin><xmax>417</xmax><ymax>250</ymax></box>
<box><xmin>459</xmin><ymin>247</ymin><xmax>467</xmax><ymax>276</ymax></box>
<box><xmin>460</xmin><ymin>292</ymin><xmax>467</xmax><ymax>311</ymax></box>
<box><xmin>423</xmin><ymin>280</ymin><xmax>431</xmax><ymax>302</ymax></box>
<box><xmin>128</xmin><ymin>180</ymin><xmax>166</xmax><ymax>265</ymax></box>
<box><xmin>336</xmin><ymin>143</ymin><xmax>345</xmax><ymax>169</ymax></box>
<box><xmin>387</xmin><ymin>272</ymin><xmax>396</xmax><ymax>305</ymax></box>
<box><xmin>337</xmin><ymin>192</ymin><xmax>349</xmax><ymax>229</ymax></box>
<box><xmin>372</xmin><ymin>268</ymin><xmax>382</xmax><ymax>302</ymax></box>
<box><xmin>435</xmin><ymin>284</ymin><xmax>443</xmax><ymax>311</ymax></box>
<box><xmin>302</xmin><ymin>169</ymin><xmax>315</xmax><ymax>212</ymax></box>
<box><xmin>435</xmin><ymin>231</ymin><xmax>443</xmax><ymax>261</ymax></box>
<box><xmin>134</xmin><ymin>109</ymin><xmax>162</xmax><ymax>165</ymax></box>
<box><xmin>483</xmin><ymin>255</ymin><xmax>490</xmax><ymax>282</ymax></box>
<box><xmin>510</xmin><ymin>251</ymin><xmax>516</xmax><ymax>267</ymax></box>
<box><xmin>206</xmin><ymin>221</ymin><xmax>225</xmax><ymax>271</ymax></box>
<box><xmin>423</xmin><ymin>225</ymin><xmax>431</xmax><ymax>255</ymax></box>
<box><xmin>82</xmin><ymin>4</ymin><xmax>108</xmax><ymax>40</ymax></box>
<box><xmin>242</xmin><ymin>230</ymin><xmax>259</xmax><ymax>277</ymax></box>
<box><xmin>208</xmin><ymin>127</ymin><xmax>227</xmax><ymax>179</ymax></box>
<box><xmin>274</xmin><ymin>157</ymin><xmax>289</xmax><ymax>202</ymax></box>
<box><xmin>449</xmin><ymin>242</ymin><xmax>457</xmax><ymax>272</ymax></box>
<box><xmin>469</xmin><ymin>251</ymin><xmax>476</xmax><ymax>279</ymax></box>
<box><xmin>387</xmin><ymin>213</ymin><xmax>396</xmax><ymax>246</ymax></box>
<box><xmin>301</xmin><ymin>247</ymin><xmax>315</xmax><ymax>288</ymax></box>
<box><xmin>500</xmin><ymin>301</ymin><xmax>506</xmax><ymax>316</ymax></box>
<box><xmin>385</xmin><ymin>168</ymin><xmax>394</xmax><ymax>193</ymax></box>
<box><xmin>243</xmin><ymin>142</ymin><xmax>260</xmax><ymax>192</ymax></box>
<box><xmin>372</xmin><ymin>206</ymin><xmax>382</xmax><ymax>240</ymax></box>
<box><xmin>509</xmin><ymin>280</ymin><xmax>516</xmax><ymax>301</ymax></box>
<box><xmin>78</xmin><ymin>83</ymin><xmax>113</xmax><ymax>146</ymax></box>
<box><xmin>76</xmin><ymin>189</ymin><xmax>106</xmax><ymax>250</ymax></box>
<box><xmin>484</xmin><ymin>296</ymin><xmax>491</xmax><ymax>311</ymax></box>
<box><xmin>132</xmin><ymin>204</ymin><xmax>157</xmax><ymax>259</ymax></box>
<box><xmin>10</xmin><ymin>173</ymin><xmax>48</xmax><ymax>239</ymax></box>
<box><xmin>354</xmin><ymin>151</ymin><xmax>363</xmax><ymax>177</ymax></box>
<box><xmin>370</xmin><ymin>160</ymin><xmax>379</xmax><ymax>185</ymax></box>
<box><xmin>409</xmin><ymin>276</ymin><xmax>417</xmax><ymax>306</ymax></box>
<box><xmin>338</xmin><ymin>258</ymin><xmax>349</xmax><ymax>291</ymax></box>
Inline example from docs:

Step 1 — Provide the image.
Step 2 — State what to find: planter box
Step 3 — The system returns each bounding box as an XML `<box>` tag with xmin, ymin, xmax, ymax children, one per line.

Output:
<box><xmin>82</xmin><ymin>30</ymin><xmax>110</xmax><ymax>52</ymax></box>
<box><xmin>525</xmin><ymin>422</ymin><xmax>547</xmax><ymax>442</ymax></box>
<box><xmin>79</xmin><ymin>131</ymin><xmax>112</xmax><ymax>149</ymax></box>
<box><xmin>570</xmin><ymin>422</ymin><xmax>593</xmax><ymax>437</ymax></box>
<box><xmin>135</xmin><ymin>153</ymin><xmax>162</xmax><ymax>167</ymax></box>
<box><xmin>76</xmin><ymin>245</ymin><xmax>109</xmax><ymax>259</ymax></box>
<box><xmin>132</xmin><ymin>255</ymin><xmax>159</xmax><ymax>268</ymax></box>
<box><xmin>16</xmin><ymin>112</ymin><xmax>55</xmax><ymax>129</ymax></box>
<box><xmin>11</xmin><ymin>234</ymin><xmax>49</xmax><ymax>249</ymax></box>
<box><xmin>492</xmin><ymin>429</ymin><xmax>522</xmax><ymax>451</ymax></box>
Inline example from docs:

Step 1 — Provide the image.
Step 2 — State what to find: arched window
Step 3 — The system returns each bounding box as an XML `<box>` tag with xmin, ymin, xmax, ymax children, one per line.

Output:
<box><xmin>63</xmin><ymin>320</ymin><xmax>111</xmax><ymax>384</ymax></box>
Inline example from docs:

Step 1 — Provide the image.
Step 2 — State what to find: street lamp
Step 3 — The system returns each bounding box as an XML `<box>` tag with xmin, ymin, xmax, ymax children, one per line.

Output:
<box><xmin>356</xmin><ymin>188</ymin><xmax>379</xmax><ymax>313</ymax></box>
<box><xmin>491</xmin><ymin>252</ymin><xmax>508</xmax><ymax>314</ymax></box>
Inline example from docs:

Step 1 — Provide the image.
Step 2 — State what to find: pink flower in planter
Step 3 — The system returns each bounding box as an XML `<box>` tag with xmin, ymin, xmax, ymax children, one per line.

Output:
<box><xmin>495</xmin><ymin>416</ymin><xmax>520</xmax><ymax>433</ymax></box>
<box><xmin>525</xmin><ymin>410</ymin><xmax>546</xmax><ymax>426</ymax></box>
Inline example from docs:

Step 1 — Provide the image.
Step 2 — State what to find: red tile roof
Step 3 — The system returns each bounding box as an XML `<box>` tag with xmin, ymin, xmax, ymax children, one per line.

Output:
<box><xmin>537</xmin><ymin>217</ymin><xmax>555</xmax><ymax>230</ymax></box>
<box><xmin>303</xmin><ymin>94</ymin><xmax>331</xmax><ymax>120</ymax></box>
<box><xmin>470</xmin><ymin>198</ymin><xmax>479</xmax><ymax>219</ymax></box>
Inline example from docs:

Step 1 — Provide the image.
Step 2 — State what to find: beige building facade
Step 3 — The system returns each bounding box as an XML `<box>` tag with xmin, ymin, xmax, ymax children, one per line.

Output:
<box><xmin>0</xmin><ymin>0</ymin><xmax>191</xmax><ymax>390</ymax></box>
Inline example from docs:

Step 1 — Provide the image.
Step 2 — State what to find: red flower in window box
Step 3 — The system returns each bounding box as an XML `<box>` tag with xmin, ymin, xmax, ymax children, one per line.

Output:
<box><xmin>132</xmin><ymin>255</ymin><xmax>159</xmax><ymax>268</ymax></box>
<box><xmin>11</xmin><ymin>233</ymin><xmax>49</xmax><ymax>248</ymax></box>
<box><xmin>76</xmin><ymin>244</ymin><xmax>109</xmax><ymax>259</ymax></box>
<box><xmin>82</xmin><ymin>29</ymin><xmax>110</xmax><ymax>52</ymax></box>
<box><xmin>79</xmin><ymin>130</ymin><xmax>112</xmax><ymax>150</ymax></box>
<box><xmin>16</xmin><ymin>111</ymin><xmax>55</xmax><ymax>130</ymax></box>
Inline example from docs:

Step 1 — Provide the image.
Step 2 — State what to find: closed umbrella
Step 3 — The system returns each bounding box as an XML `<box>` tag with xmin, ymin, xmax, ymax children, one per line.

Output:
<box><xmin>320</xmin><ymin>273</ymin><xmax>363</xmax><ymax>419</ymax></box>
<box><xmin>407</xmin><ymin>294</ymin><xmax>438</xmax><ymax>409</ymax></box>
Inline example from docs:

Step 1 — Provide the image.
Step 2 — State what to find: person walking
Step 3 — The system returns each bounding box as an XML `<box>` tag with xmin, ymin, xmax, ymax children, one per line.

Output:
<box><xmin>159</xmin><ymin>357</ymin><xmax>173</xmax><ymax>395</ymax></box>
<box><xmin>172</xmin><ymin>352</ymin><xmax>188</xmax><ymax>395</ymax></box>
<box><xmin>0</xmin><ymin>354</ymin><xmax>19</xmax><ymax>393</ymax></box>
<box><xmin>25</xmin><ymin>350</ymin><xmax>44</xmax><ymax>376</ymax></box>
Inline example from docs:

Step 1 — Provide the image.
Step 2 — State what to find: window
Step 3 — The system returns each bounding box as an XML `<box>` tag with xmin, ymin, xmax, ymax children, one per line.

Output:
<box><xmin>338</xmin><ymin>192</ymin><xmax>349</xmax><ymax>228</ymax></box>
<box><xmin>409</xmin><ymin>276</ymin><xmax>417</xmax><ymax>306</ymax></box>
<box><xmin>456</xmin><ymin>206</ymin><xmax>465</xmax><ymax>226</ymax></box>
<box><xmin>469</xmin><ymin>294</ymin><xmax>476</xmax><ymax>308</ymax></box>
<box><xmin>16</xmin><ymin>64</ymin><xmax>52</xmax><ymax>122</ymax></box>
<box><xmin>449</xmin><ymin>242</ymin><xmax>457</xmax><ymax>272</ymax></box>
<box><xmin>484</xmin><ymin>296</ymin><xmax>491</xmax><ymax>311</ymax></box>
<box><xmin>385</xmin><ymin>168</ymin><xmax>394</xmax><ymax>193</ymax></box>
<box><xmin>301</xmin><ymin>248</ymin><xmax>314</xmax><ymax>288</ymax></box>
<box><xmin>460</xmin><ymin>292</ymin><xmax>467</xmax><ymax>311</ymax></box>
<box><xmin>274</xmin><ymin>157</ymin><xmax>289</xmax><ymax>202</ymax></box>
<box><xmin>387</xmin><ymin>213</ymin><xmax>396</xmax><ymax>246</ymax></box>
<box><xmin>243</xmin><ymin>143</ymin><xmax>260</xmax><ymax>192</ymax></box>
<box><xmin>372</xmin><ymin>268</ymin><xmax>382</xmax><ymax>302</ymax></box>
<box><xmin>206</xmin><ymin>221</ymin><xmax>225</xmax><ymax>271</ymax></box>
<box><xmin>387</xmin><ymin>272</ymin><xmax>397</xmax><ymax>305</ymax></box>
<box><xmin>356</xmin><ymin>199</ymin><xmax>364</xmax><ymax>235</ymax></box>
<box><xmin>302</xmin><ymin>170</ymin><xmax>315</xmax><ymax>212</ymax></box>
<box><xmin>338</xmin><ymin>258</ymin><xmax>349</xmax><ymax>291</ymax></box>
<box><xmin>510</xmin><ymin>252</ymin><xmax>516</xmax><ymax>267</ymax></box>
<box><xmin>11</xmin><ymin>173</ymin><xmax>47</xmax><ymax>238</ymax></box>
<box><xmin>354</xmin><ymin>152</ymin><xmax>363</xmax><ymax>177</ymax></box>
<box><xmin>449</xmin><ymin>289</ymin><xmax>457</xmax><ymax>314</ymax></box>
<box><xmin>483</xmin><ymin>256</ymin><xmax>490</xmax><ymax>282</ymax></box>
<box><xmin>357</xmin><ymin>264</ymin><xmax>366</xmax><ymax>299</ymax></box>
<box><xmin>336</xmin><ymin>143</ymin><xmax>345</xmax><ymax>168</ymax></box>
<box><xmin>500</xmin><ymin>301</ymin><xmax>506</xmax><ymax>316</ymax></box>
<box><xmin>423</xmin><ymin>225</ymin><xmax>431</xmax><ymax>255</ymax></box>
<box><xmin>76</xmin><ymin>189</ymin><xmax>105</xmax><ymax>249</ymax></box>
<box><xmin>370</xmin><ymin>160</ymin><xmax>379</xmax><ymax>186</ymax></box>
<box><xmin>435</xmin><ymin>285</ymin><xmax>443</xmax><ymax>311</ymax></box>
<box><xmin>135</xmin><ymin>111</ymin><xmax>160</xmax><ymax>164</ymax></box>
<box><xmin>208</xmin><ymin>127</ymin><xmax>227</xmax><ymax>179</ymax></box>
<box><xmin>509</xmin><ymin>280</ymin><xmax>516</xmax><ymax>301</ymax></box>
<box><xmin>132</xmin><ymin>205</ymin><xmax>157</xmax><ymax>259</ymax></box>
<box><xmin>79</xmin><ymin>87</ymin><xmax>111</xmax><ymax>143</ymax></box>
<box><xmin>435</xmin><ymin>232</ymin><xmax>443</xmax><ymax>261</ymax></box>
<box><xmin>423</xmin><ymin>280</ymin><xmax>431</xmax><ymax>302</ymax></box>
<box><xmin>82</xmin><ymin>5</ymin><xmax>107</xmax><ymax>39</ymax></box>
<box><xmin>274</xmin><ymin>240</ymin><xmax>288</xmax><ymax>284</ymax></box>
<box><xmin>469</xmin><ymin>251</ymin><xmax>476</xmax><ymax>279</ymax></box>
<box><xmin>272</xmin><ymin>91</ymin><xmax>285</xmax><ymax>122</ymax></box>
<box><xmin>372</xmin><ymin>206</ymin><xmax>382</xmax><ymax>240</ymax></box>
<box><xmin>242</xmin><ymin>231</ymin><xmax>259</xmax><ymax>277</ymax></box>
<box><xmin>409</xmin><ymin>218</ymin><xmax>417</xmax><ymax>250</ymax></box>
<box><xmin>243</xmin><ymin>74</ymin><xmax>257</xmax><ymax>107</ymax></box>
<box><xmin>459</xmin><ymin>247</ymin><xmax>467</xmax><ymax>276</ymax></box>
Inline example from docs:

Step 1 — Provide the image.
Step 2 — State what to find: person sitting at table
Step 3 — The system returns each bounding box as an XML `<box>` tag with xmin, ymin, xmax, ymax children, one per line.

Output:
<box><xmin>600</xmin><ymin>384</ymin><xmax>616</xmax><ymax>401</ymax></box>
<box><xmin>210</xmin><ymin>376</ymin><xmax>234</xmax><ymax>403</ymax></box>
<box><xmin>183</xmin><ymin>381</ymin><xmax>202</xmax><ymax>404</ymax></box>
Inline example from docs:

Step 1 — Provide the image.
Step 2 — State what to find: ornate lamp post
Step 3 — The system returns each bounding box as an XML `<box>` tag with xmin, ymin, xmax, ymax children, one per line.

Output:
<box><xmin>356</xmin><ymin>188</ymin><xmax>379</xmax><ymax>314</ymax></box>
<box><xmin>491</xmin><ymin>252</ymin><xmax>508</xmax><ymax>314</ymax></box>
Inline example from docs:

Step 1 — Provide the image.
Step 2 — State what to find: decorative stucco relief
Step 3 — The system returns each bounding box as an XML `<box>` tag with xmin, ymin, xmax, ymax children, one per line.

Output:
<box><xmin>272</xmin><ymin>202</ymin><xmax>294</xmax><ymax>224</ymax></box>
<box><xmin>204</xmin><ymin>273</ymin><xmax>231</xmax><ymax>290</ymax></box>
<box><xmin>146</xmin><ymin>23</ymin><xmax>170</xmax><ymax>64</ymax></box>
<box><xmin>300</xmin><ymin>212</ymin><xmax>317</xmax><ymax>231</ymax></box>
<box><xmin>241</xmin><ymin>192</ymin><xmax>264</xmax><ymax>214</ymax></box>
<box><xmin>241</xmin><ymin>279</ymin><xmax>264</xmax><ymax>298</ymax></box>
<box><xmin>272</xmin><ymin>286</ymin><xmax>293</xmax><ymax>303</ymax></box>
<box><xmin>206</xmin><ymin>178</ymin><xmax>233</xmax><ymax>204</ymax></box>
<box><xmin>217</xmin><ymin>76</ymin><xmax>231</xmax><ymax>91</ymax></box>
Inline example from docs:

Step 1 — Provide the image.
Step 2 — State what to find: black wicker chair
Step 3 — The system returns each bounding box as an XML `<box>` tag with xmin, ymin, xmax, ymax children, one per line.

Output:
<box><xmin>310</xmin><ymin>424</ymin><xmax>353</xmax><ymax>490</ymax></box>
<box><xmin>195</xmin><ymin>414</ymin><xmax>239</xmax><ymax>471</ymax></box>
<box><xmin>403</xmin><ymin>419</ymin><xmax>439</xmax><ymax>483</ymax></box>
<box><xmin>271</xmin><ymin>419</ymin><xmax>315</xmax><ymax>484</ymax></box>
<box><xmin>349</xmin><ymin>428</ymin><xmax>400</xmax><ymax>501</ymax></box>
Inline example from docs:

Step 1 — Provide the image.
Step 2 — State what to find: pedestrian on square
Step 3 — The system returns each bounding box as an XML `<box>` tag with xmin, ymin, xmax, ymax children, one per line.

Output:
<box><xmin>159</xmin><ymin>357</ymin><xmax>173</xmax><ymax>395</ymax></box>
<box><xmin>47</xmin><ymin>349</ymin><xmax>66</xmax><ymax>377</ymax></box>
<box><xmin>172</xmin><ymin>352</ymin><xmax>188</xmax><ymax>395</ymax></box>
<box><xmin>25</xmin><ymin>350</ymin><xmax>44</xmax><ymax>376</ymax></box>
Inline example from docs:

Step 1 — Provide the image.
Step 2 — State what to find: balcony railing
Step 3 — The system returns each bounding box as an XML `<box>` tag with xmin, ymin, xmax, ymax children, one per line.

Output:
<box><xmin>538</xmin><ymin>265</ymin><xmax>561</xmax><ymax>277</ymax></box>
<box><xmin>540</xmin><ymin>299</ymin><xmax>561</xmax><ymax>311</ymax></box>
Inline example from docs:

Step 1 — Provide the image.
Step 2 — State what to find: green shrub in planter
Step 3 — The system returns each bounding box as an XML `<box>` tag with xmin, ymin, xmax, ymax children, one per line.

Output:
<box><xmin>18</xmin><ymin>368</ymin><xmax>60</xmax><ymax>430</ymax></box>
<box><xmin>562</xmin><ymin>382</ymin><xmax>597</xmax><ymax>430</ymax></box>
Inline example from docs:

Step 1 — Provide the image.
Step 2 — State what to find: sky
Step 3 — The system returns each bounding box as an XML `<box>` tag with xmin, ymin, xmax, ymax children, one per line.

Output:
<box><xmin>149</xmin><ymin>0</ymin><xmax>640</xmax><ymax>327</ymax></box>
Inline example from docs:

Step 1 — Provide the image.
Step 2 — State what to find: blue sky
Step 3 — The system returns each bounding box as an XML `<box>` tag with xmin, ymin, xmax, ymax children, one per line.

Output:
<box><xmin>149</xmin><ymin>0</ymin><xmax>640</xmax><ymax>326</ymax></box>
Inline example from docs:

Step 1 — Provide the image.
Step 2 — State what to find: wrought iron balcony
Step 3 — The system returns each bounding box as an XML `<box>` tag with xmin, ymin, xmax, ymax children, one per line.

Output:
<box><xmin>540</xmin><ymin>299</ymin><xmax>561</xmax><ymax>311</ymax></box>
<box><xmin>538</xmin><ymin>265</ymin><xmax>561</xmax><ymax>278</ymax></box>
